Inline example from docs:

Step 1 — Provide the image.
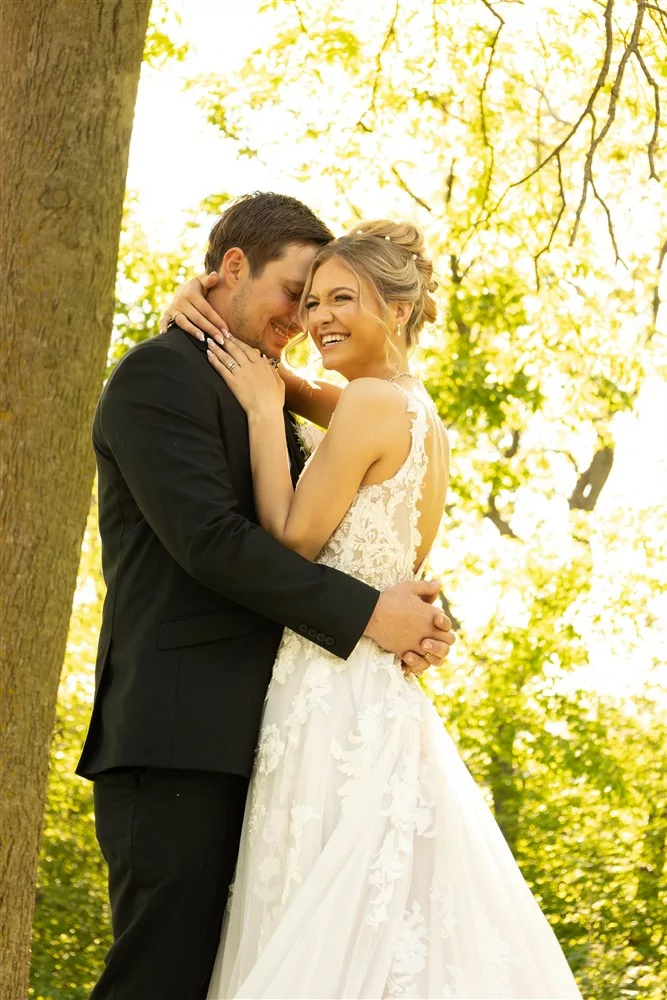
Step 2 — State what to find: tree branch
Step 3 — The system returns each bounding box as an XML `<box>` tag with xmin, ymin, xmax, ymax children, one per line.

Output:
<box><xmin>533</xmin><ymin>151</ymin><xmax>566</xmax><ymax>286</ymax></box>
<box><xmin>570</xmin><ymin>0</ymin><xmax>646</xmax><ymax>257</ymax></box>
<box><xmin>439</xmin><ymin>591</ymin><xmax>462</xmax><ymax>632</ymax></box>
<box><xmin>649</xmin><ymin>237</ymin><xmax>667</xmax><ymax>337</ymax></box>
<box><xmin>530</xmin><ymin>76</ymin><xmax>574</xmax><ymax>128</ymax></box>
<box><xmin>480</xmin><ymin>0</ymin><xmax>505</xmax><ymax>26</ymax></box>
<box><xmin>511</xmin><ymin>0</ymin><xmax>616</xmax><ymax>191</ymax></box>
<box><xmin>449</xmin><ymin>255</ymin><xmax>473</xmax><ymax>337</ymax></box>
<box><xmin>591</xmin><ymin>176</ymin><xmax>624</xmax><ymax>264</ymax></box>
<box><xmin>445</xmin><ymin>159</ymin><xmax>456</xmax><ymax>205</ymax></box>
<box><xmin>543</xmin><ymin>448</ymin><xmax>580</xmax><ymax>473</ymax></box>
<box><xmin>568</xmin><ymin>446</ymin><xmax>615</xmax><ymax>511</ymax></box>
<box><xmin>390</xmin><ymin>165</ymin><xmax>433</xmax><ymax>213</ymax></box>
<box><xmin>464</xmin><ymin>0</ymin><xmax>616</xmax><ymax>257</ymax></box>
<box><xmin>633</xmin><ymin>45</ymin><xmax>661</xmax><ymax>180</ymax></box>
<box><xmin>290</xmin><ymin>0</ymin><xmax>307</xmax><ymax>34</ymax></box>
<box><xmin>648</xmin><ymin>5</ymin><xmax>667</xmax><ymax>44</ymax></box>
<box><xmin>428</xmin><ymin>0</ymin><xmax>441</xmax><ymax>71</ymax></box>
<box><xmin>356</xmin><ymin>0</ymin><xmax>399</xmax><ymax>130</ymax></box>
<box><xmin>503</xmin><ymin>429</ymin><xmax>521</xmax><ymax>459</ymax></box>
<box><xmin>335</xmin><ymin>177</ymin><xmax>364</xmax><ymax>222</ymax></box>
<box><xmin>485</xmin><ymin>492</ymin><xmax>519</xmax><ymax>537</ymax></box>
<box><xmin>461</xmin><ymin>1</ymin><xmax>615</xmax><ymax>261</ymax></box>
<box><xmin>472</xmin><ymin>2</ymin><xmax>504</xmax><ymax>231</ymax></box>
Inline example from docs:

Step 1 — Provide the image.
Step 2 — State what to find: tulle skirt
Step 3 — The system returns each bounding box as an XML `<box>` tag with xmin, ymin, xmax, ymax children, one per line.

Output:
<box><xmin>207</xmin><ymin>635</ymin><xmax>582</xmax><ymax>999</ymax></box>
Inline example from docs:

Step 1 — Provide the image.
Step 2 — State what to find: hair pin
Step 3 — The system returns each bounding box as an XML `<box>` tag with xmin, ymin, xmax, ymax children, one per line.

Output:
<box><xmin>411</xmin><ymin>253</ymin><xmax>417</xmax><ymax>260</ymax></box>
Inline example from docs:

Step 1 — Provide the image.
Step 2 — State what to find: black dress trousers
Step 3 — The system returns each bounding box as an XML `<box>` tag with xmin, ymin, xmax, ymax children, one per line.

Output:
<box><xmin>90</xmin><ymin>768</ymin><xmax>248</xmax><ymax>1000</ymax></box>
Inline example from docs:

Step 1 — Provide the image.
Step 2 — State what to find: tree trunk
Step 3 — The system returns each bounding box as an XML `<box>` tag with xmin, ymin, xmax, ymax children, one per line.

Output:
<box><xmin>0</xmin><ymin>2</ymin><xmax>151</xmax><ymax>996</ymax></box>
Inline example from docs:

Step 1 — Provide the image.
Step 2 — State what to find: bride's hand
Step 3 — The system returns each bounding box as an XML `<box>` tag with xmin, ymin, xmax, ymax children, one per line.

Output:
<box><xmin>206</xmin><ymin>336</ymin><xmax>285</xmax><ymax>414</ymax></box>
<box><xmin>158</xmin><ymin>272</ymin><xmax>227</xmax><ymax>344</ymax></box>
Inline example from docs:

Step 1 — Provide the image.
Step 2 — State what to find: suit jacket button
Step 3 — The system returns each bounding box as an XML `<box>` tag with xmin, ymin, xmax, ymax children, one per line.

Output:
<box><xmin>299</xmin><ymin>624</ymin><xmax>308</xmax><ymax>634</ymax></box>
<box><xmin>325</xmin><ymin>636</ymin><xmax>335</xmax><ymax>647</ymax></box>
<box><xmin>316</xmin><ymin>632</ymin><xmax>325</xmax><ymax>642</ymax></box>
<box><xmin>308</xmin><ymin>628</ymin><xmax>317</xmax><ymax>639</ymax></box>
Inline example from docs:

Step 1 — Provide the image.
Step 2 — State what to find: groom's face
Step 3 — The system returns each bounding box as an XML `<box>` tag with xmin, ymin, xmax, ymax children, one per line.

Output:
<box><xmin>228</xmin><ymin>242</ymin><xmax>318</xmax><ymax>358</ymax></box>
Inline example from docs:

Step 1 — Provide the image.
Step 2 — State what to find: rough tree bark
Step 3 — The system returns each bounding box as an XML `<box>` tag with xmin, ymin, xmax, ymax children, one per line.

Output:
<box><xmin>0</xmin><ymin>2</ymin><xmax>151</xmax><ymax>996</ymax></box>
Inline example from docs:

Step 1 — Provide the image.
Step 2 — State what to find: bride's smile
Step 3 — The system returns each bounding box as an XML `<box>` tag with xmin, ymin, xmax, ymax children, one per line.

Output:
<box><xmin>304</xmin><ymin>256</ymin><xmax>408</xmax><ymax>381</ymax></box>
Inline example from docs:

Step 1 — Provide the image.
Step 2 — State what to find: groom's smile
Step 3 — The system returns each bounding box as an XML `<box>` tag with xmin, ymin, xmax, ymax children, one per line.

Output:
<box><xmin>223</xmin><ymin>242</ymin><xmax>318</xmax><ymax>359</ymax></box>
<box><xmin>269</xmin><ymin>321</ymin><xmax>294</xmax><ymax>351</ymax></box>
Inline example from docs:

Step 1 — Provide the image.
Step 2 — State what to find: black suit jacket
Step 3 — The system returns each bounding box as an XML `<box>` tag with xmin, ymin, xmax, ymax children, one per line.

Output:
<box><xmin>76</xmin><ymin>328</ymin><xmax>379</xmax><ymax>780</ymax></box>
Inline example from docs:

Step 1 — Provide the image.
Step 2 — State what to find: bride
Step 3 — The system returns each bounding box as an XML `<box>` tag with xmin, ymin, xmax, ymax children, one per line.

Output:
<box><xmin>166</xmin><ymin>220</ymin><xmax>582</xmax><ymax>999</ymax></box>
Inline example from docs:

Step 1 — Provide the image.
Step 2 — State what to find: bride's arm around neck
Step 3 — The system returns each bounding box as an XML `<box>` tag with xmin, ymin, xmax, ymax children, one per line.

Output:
<box><xmin>249</xmin><ymin>378</ymin><xmax>411</xmax><ymax>560</ymax></box>
<box><xmin>279</xmin><ymin>360</ymin><xmax>342</xmax><ymax>429</ymax></box>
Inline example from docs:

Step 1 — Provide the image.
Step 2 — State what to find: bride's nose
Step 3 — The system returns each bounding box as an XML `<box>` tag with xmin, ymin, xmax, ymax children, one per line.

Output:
<box><xmin>312</xmin><ymin>303</ymin><xmax>334</xmax><ymax>328</ymax></box>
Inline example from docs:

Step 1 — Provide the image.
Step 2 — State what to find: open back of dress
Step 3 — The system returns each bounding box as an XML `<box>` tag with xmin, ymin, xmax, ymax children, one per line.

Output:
<box><xmin>315</xmin><ymin>381</ymin><xmax>446</xmax><ymax>588</ymax></box>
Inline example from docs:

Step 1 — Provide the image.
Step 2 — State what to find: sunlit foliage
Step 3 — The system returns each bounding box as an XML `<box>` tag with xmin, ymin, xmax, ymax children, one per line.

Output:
<box><xmin>31</xmin><ymin>2</ymin><xmax>666</xmax><ymax>996</ymax></box>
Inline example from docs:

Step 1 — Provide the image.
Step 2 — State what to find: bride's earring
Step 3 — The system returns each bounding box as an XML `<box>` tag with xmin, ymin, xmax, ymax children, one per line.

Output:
<box><xmin>397</xmin><ymin>324</ymin><xmax>402</xmax><ymax>338</ymax></box>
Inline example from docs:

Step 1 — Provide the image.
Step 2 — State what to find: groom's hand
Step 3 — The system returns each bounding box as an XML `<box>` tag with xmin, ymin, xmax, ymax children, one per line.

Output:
<box><xmin>364</xmin><ymin>579</ymin><xmax>455</xmax><ymax>675</ymax></box>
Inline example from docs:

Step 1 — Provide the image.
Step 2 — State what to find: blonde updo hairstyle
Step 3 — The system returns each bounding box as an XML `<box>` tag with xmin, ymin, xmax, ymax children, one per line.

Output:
<box><xmin>299</xmin><ymin>220</ymin><xmax>438</xmax><ymax>349</ymax></box>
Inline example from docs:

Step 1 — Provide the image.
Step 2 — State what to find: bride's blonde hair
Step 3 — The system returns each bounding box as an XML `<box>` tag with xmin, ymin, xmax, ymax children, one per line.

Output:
<box><xmin>298</xmin><ymin>219</ymin><xmax>438</xmax><ymax>348</ymax></box>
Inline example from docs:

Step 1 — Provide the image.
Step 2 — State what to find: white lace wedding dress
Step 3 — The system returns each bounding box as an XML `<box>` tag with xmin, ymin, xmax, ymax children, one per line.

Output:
<box><xmin>207</xmin><ymin>385</ymin><xmax>582</xmax><ymax>999</ymax></box>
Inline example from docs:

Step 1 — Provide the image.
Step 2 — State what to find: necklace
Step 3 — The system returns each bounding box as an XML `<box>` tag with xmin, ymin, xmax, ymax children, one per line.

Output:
<box><xmin>390</xmin><ymin>372</ymin><xmax>417</xmax><ymax>383</ymax></box>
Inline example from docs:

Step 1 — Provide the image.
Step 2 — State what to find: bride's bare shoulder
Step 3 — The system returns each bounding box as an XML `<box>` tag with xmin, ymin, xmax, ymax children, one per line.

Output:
<box><xmin>331</xmin><ymin>377</ymin><xmax>411</xmax><ymax>429</ymax></box>
<box><xmin>328</xmin><ymin>378</ymin><xmax>413</xmax><ymax>453</ymax></box>
<box><xmin>336</xmin><ymin>377</ymin><xmax>408</xmax><ymax>412</ymax></box>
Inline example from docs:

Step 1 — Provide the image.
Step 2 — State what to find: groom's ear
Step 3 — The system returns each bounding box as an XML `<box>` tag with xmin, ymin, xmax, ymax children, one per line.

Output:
<box><xmin>220</xmin><ymin>247</ymin><xmax>248</xmax><ymax>286</ymax></box>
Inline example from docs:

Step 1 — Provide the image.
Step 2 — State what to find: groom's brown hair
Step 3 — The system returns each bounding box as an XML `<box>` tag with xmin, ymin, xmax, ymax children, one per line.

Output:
<box><xmin>205</xmin><ymin>192</ymin><xmax>333</xmax><ymax>278</ymax></box>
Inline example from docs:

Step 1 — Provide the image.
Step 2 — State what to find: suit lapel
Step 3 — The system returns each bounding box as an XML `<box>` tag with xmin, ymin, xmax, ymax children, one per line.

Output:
<box><xmin>170</xmin><ymin>326</ymin><xmax>305</xmax><ymax>487</ymax></box>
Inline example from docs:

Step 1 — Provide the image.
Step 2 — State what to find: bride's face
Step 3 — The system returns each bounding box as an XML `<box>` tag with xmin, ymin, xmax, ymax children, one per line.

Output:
<box><xmin>304</xmin><ymin>257</ymin><xmax>397</xmax><ymax>377</ymax></box>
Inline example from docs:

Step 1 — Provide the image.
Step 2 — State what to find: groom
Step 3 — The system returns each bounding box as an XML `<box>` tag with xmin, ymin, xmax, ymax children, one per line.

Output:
<box><xmin>77</xmin><ymin>192</ymin><xmax>455</xmax><ymax>1000</ymax></box>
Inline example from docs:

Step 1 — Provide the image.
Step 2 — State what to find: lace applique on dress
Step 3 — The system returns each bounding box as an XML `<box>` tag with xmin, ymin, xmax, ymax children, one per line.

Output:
<box><xmin>206</xmin><ymin>383</ymin><xmax>583</xmax><ymax>1000</ymax></box>
<box><xmin>386</xmin><ymin>902</ymin><xmax>429</xmax><ymax>998</ymax></box>
<box><xmin>315</xmin><ymin>384</ymin><xmax>428</xmax><ymax>591</ymax></box>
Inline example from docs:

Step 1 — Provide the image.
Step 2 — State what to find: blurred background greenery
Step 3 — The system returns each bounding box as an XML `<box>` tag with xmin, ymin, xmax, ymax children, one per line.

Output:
<box><xmin>29</xmin><ymin>1</ymin><xmax>666</xmax><ymax>997</ymax></box>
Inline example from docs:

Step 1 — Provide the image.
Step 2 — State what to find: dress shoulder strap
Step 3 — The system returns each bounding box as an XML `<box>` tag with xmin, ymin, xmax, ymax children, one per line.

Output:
<box><xmin>387</xmin><ymin>380</ymin><xmax>430</xmax><ymax>470</ymax></box>
<box><xmin>385</xmin><ymin>380</ymin><xmax>431</xmax><ymax>573</ymax></box>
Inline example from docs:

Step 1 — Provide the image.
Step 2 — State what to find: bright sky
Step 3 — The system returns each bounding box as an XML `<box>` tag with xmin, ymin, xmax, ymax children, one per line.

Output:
<box><xmin>123</xmin><ymin>0</ymin><xmax>667</xmax><ymax>699</ymax></box>
<box><xmin>127</xmin><ymin>0</ymin><xmax>283</xmax><ymax>244</ymax></box>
